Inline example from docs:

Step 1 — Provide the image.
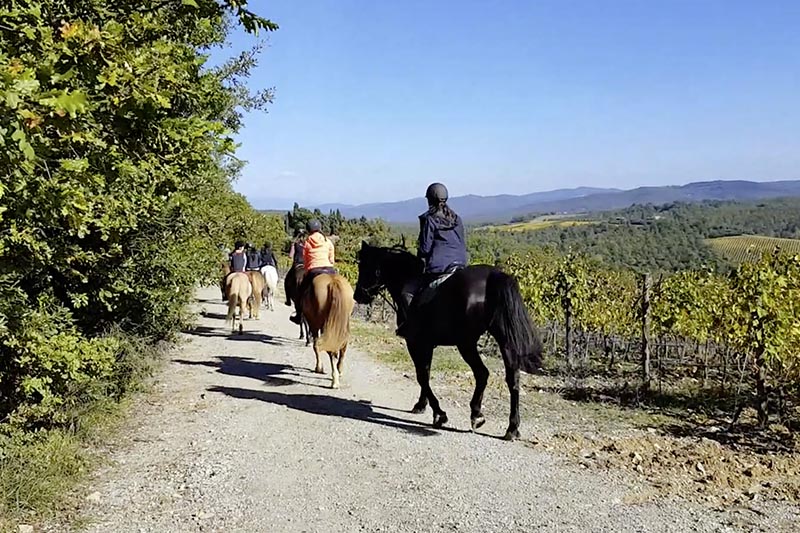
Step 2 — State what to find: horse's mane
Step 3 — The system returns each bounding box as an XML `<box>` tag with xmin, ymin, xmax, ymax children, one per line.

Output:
<box><xmin>375</xmin><ymin>244</ymin><xmax>423</xmax><ymax>274</ymax></box>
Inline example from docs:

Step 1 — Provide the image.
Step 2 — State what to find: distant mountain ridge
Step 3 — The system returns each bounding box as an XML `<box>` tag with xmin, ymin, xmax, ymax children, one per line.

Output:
<box><xmin>314</xmin><ymin>186</ymin><xmax>618</xmax><ymax>222</ymax></box>
<box><xmin>308</xmin><ymin>180</ymin><xmax>800</xmax><ymax>222</ymax></box>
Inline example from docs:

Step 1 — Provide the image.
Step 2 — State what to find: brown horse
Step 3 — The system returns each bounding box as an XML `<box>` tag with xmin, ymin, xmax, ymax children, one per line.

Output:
<box><xmin>220</xmin><ymin>262</ymin><xmax>231</xmax><ymax>300</ymax></box>
<box><xmin>225</xmin><ymin>272</ymin><xmax>252</xmax><ymax>334</ymax></box>
<box><xmin>284</xmin><ymin>264</ymin><xmax>310</xmax><ymax>343</ymax></box>
<box><xmin>300</xmin><ymin>274</ymin><xmax>355</xmax><ymax>389</ymax></box>
<box><xmin>245</xmin><ymin>271</ymin><xmax>266</xmax><ymax>319</ymax></box>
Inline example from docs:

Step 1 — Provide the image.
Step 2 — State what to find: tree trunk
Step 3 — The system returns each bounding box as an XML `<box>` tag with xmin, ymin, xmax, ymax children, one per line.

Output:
<box><xmin>754</xmin><ymin>348</ymin><xmax>769</xmax><ymax>426</ymax></box>
<box><xmin>564</xmin><ymin>298</ymin><xmax>574</xmax><ymax>370</ymax></box>
<box><xmin>640</xmin><ymin>273</ymin><xmax>651</xmax><ymax>391</ymax></box>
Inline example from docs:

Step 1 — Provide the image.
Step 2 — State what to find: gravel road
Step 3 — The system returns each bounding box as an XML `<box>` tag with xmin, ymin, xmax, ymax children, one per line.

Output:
<box><xmin>55</xmin><ymin>286</ymin><xmax>795</xmax><ymax>532</ymax></box>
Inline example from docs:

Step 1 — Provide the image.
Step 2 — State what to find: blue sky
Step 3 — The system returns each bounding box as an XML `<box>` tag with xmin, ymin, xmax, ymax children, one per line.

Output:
<box><xmin>221</xmin><ymin>0</ymin><xmax>800</xmax><ymax>207</ymax></box>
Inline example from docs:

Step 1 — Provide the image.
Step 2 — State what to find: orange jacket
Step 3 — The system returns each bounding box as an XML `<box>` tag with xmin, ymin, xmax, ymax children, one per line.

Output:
<box><xmin>303</xmin><ymin>232</ymin><xmax>335</xmax><ymax>270</ymax></box>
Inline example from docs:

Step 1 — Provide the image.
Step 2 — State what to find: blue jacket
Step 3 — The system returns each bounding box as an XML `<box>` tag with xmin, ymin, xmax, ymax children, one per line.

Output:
<box><xmin>418</xmin><ymin>208</ymin><xmax>467</xmax><ymax>274</ymax></box>
<box><xmin>245</xmin><ymin>249</ymin><xmax>261</xmax><ymax>270</ymax></box>
<box><xmin>229</xmin><ymin>251</ymin><xmax>247</xmax><ymax>272</ymax></box>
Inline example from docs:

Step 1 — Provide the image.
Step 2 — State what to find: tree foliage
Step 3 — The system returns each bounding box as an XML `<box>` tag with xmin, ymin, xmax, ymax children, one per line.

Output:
<box><xmin>0</xmin><ymin>0</ymin><xmax>276</xmax><ymax>430</ymax></box>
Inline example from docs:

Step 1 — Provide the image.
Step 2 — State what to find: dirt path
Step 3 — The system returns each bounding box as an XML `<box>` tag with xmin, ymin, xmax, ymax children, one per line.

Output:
<box><xmin>52</xmin><ymin>287</ymin><xmax>792</xmax><ymax>532</ymax></box>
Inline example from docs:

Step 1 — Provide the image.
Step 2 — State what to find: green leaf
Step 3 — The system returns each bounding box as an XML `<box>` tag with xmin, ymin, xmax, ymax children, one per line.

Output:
<box><xmin>60</xmin><ymin>159</ymin><xmax>90</xmax><ymax>172</ymax></box>
<box><xmin>5</xmin><ymin>92</ymin><xmax>20</xmax><ymax>109</ymax></box>
<box><xmin>182</xmin><ymin>0</ymin><xmax>200</xmax><ymax>7</ymax></box>
<box><xmin>39</xmin><ymin>90</ymin><xmax>89</xmax><ymax>117</ymax></box>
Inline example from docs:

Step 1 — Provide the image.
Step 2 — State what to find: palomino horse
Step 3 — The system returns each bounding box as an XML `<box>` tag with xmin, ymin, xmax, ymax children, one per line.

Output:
<box><xmin>260</xmin><ymin>265</ymin><xmax>279</xmax><ymax>311</ymax></box>
<box><xmin>284</xmin><ymin>264</ymin><xmax>310</xmax><ymax>344</ymax></box>
<box><xmin>354</xmin><ymin>242</ymin><xmax>543</xmax><ymax>441</ymax></box>
<box><xmin>225</xmin><ymin>272</ymin><xmax>252</xmax><ymax>334</ymax></box>
<box><xmin>245</xmin><ymin>271</ymin><xmax>266</xmax><ymax>319</ymax></box>
<box><xmin>300</xmin><ymin>273</ymin><xmax>355</xmax><ymax>389</ymax></box>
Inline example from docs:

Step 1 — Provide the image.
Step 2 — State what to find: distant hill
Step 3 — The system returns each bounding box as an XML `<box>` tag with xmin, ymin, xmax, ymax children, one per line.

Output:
<box><xmin>310</xmin><ymin>180</ymin><xmax>800</xmax><ymax>223</ymax></box>
<box><xmin>315</xmin><ymin>187</ymin><xmax>618</xmax><ymax>222</ymax></box>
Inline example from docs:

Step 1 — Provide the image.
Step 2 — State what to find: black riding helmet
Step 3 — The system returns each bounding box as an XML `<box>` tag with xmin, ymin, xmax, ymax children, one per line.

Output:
<box><xmin>234</xmin><ymin>240</ymin><xmax>245</xmax><ymax>249</ymax></box>
<box><xmin>425</xmin><ymin>182</ymin><xmax>448</xmax><ymax>205</ymax></box>
<box><xmin>306</xmin><ymin>219</ymin><xmax>322</xmax><ymax>233</ymax></box>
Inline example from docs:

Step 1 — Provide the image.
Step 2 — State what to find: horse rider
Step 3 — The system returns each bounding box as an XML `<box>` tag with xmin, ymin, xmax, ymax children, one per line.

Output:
<box><xmin>285</xmin><ymin>228</ymin><xmax>306</xmax><ymax>306</ymax></box>
<box><xmin>245</xmin><ymin>243</ymin><xmax>261</xmax><ymax>272</ymax></box>
<box><xmin>229</xmin><ymin>241</ymin><xmax>248</xmax><ymax>273</ymax></box>
<box><xmin>222</xmin><ymin>241</ymin><xmax>247</xmax><ymax>301</ymax></box>
<box><xmin>287</xmin><ymin>228</ymin><xmax>306</xmax><ymax>266</ymax></box>
<box><xmin>395</xmin><ymin>182</ymin><xmax>467</xmax><ymax>338</ymax></box>
<box><xmin>259</xmin><ymin>242</ymin><xmax>279</xmax><ymax>270</ymax></box>
<box><xmin>289</xmin><ymin>219</ymin><xmax>336</xmax><ymax>324</ymax></box>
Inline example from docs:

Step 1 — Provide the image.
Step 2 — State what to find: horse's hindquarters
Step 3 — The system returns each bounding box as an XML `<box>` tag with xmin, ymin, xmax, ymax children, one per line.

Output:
<box><xmin>303</xmin><ymin>275</ymin><xmax>355</xmax><ymax>385</ymax></box>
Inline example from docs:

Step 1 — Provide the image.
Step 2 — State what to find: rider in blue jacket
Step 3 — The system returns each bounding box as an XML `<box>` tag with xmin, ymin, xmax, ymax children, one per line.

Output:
<box><xmin>396</xmin><ymin>183</ymin><xmax>467</xmax><ymax>338</ymax></box>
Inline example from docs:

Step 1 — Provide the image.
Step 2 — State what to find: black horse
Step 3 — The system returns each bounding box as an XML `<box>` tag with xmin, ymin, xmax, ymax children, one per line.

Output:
<box><xmin>354</xmin><ymin>242</ymin><xmax>542</xmax><ymax>440</ymax></box>
<box><xmin>284</xmin><ymin>264</ymin><xmax>310</xmax><ymax>344</ymax></box>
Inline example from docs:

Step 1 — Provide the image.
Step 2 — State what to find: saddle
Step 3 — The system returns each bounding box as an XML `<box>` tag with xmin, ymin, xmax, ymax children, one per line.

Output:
<box><xmin>412</xmin><ymin>264</ymin><xmax>464</xmax><ymax>308</ymax></box>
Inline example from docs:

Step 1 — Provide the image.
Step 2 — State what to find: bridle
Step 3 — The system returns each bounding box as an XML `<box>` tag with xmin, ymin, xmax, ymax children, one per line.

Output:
<box><xmin>357</xmin><ymin>263</ymin><xmax>398</xmax><ymax>313</ymax></box>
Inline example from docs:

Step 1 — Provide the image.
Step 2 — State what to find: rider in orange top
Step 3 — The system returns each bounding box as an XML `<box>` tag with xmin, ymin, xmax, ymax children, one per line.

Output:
<box><xmin>290</xmin><ymin>219</ymin><xmax>336</xmax><ymax>324</ymax></box>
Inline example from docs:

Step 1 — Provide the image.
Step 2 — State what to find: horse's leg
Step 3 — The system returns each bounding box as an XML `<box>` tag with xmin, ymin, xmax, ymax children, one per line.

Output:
<box><xmin>238</xmin><ymin>296</ymin><xmax>246</xmax><ymax>334</ymax></box>
<box><xmin>312</xmin><ymin>334</ymin><xmax>324</xmax><ymax>374</ymax></box>
<box><xmin>226</xmin><ymin>295</ymin><xmax>236</xmax><ymax>332</ymax></box>
<box><xmin>405</xmin><ymin>341</ymin><xmax>429</xmax><ymax>414</ymax></box>
<box><xmin>304</xmin><ymin>319</ymin><xmax>311</xmax><ymax>346</ymax></box>
<box><xmin>502</xmin><ymin>354</ymin><xmax>522</xmax><ymax>441</ymax></box>
<box><xmin>337</xmin><ymin>343</ymin><xmax>347</xmax><ymax>379</ymax></box>
<box><xmin>252</xmin><ymin>285</ymin><xmax>261</xmax><ymax>319</ymax></box>
<box><xmin>328</xmin><ymin>351</ymin><xmax>340</xmax><ymax>389</ymax></box>
<box><xmin>410</xmin><ymin>344</ymin><xmax>447</xmax><ymax>428</ymax></box>
<box><xmin>458</xmin><ymin>342</ymin><xmax>489</xmax><ymax>431</ymax></box>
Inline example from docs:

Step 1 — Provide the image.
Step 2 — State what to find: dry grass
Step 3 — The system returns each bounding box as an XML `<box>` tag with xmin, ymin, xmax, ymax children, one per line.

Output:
<box><xmin>477</xmin><ymin>217</ymin><xmax>593</xmax><ymax>232</ymax></box>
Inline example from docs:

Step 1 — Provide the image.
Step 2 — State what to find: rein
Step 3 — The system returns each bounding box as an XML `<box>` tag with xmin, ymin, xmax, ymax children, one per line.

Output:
<box><xmin>378</xmin><ymin>290</ymin><xmax>398</xmax><ymax>313</ymax></box>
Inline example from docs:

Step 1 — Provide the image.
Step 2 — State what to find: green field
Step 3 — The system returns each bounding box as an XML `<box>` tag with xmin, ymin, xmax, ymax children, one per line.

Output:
<box><xmin>707</xmin><ymin>235</ymin><xmax>800</xmax><ymax>263</ymax></box>
<box><xmin>478</xmin><ymin>217</ymin><xmax>592</xmax><ymax>232</ymax></box>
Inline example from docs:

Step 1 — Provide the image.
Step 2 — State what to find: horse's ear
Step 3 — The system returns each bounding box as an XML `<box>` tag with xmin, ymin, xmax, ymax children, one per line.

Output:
<box><xmin>401</xmin><ymin>234</ymin><xmax>406</xmax><ymax>248</ymax></box>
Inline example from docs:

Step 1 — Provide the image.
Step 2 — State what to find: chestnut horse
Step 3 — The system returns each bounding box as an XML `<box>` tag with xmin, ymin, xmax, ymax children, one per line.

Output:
<box><xmin>300</xmin><ymin>273</ymin><xmax>354</xmax><ymax>389</ymax></box>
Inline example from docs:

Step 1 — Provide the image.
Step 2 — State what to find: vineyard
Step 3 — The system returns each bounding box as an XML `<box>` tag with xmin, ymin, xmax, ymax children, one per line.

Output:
<box><xmin>709</xmin><ymin>235</ymin><xmax>800</xmax><ymax>264</ymax></box>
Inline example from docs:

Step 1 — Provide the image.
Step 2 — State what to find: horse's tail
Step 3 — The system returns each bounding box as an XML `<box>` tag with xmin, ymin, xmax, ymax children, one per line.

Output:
<box><xmin>226</xmin><ymin>275</ymin><xmax>240</xmax><ymax>324</ymax></box>
<box><xmin>317</xmin><ymin>276</ymin><xmax>354</xmax><ymax>352</ymax></box>
<box><xmin>486</xmin><ymin>270</ymin><xmax>543</xmax><ymax>374</ymax></box>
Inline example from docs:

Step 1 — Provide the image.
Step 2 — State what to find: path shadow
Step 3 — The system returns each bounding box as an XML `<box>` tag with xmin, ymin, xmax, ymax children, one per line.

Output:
<box><xmin>184</xmin><ymin>326</ymin><xmax>289</xmax><ymax>346</ymax></box>
<box><xmin>175</xmin><ymin>356</ymin><xmax>312</xmax><ymax>388</ymax></box>
<box><xmin>200</xmin><ymin>310</ymin><xmax>228</xmax><ymax>320</ymax></box>
<box><xmin>209</xmin><ymin>385</ymin><xmax>441</xmax><ymax>437</ymax></box>
<box><xmin>197</xmin><ymin>297</ymin><xmax>224</xmax><ymax>304</ymax></box>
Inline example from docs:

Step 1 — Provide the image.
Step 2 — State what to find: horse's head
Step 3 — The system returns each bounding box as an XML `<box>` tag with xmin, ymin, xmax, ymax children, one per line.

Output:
<box><xmin>354</xmin><ymin>240</ymin><xmax>422</xmax><ymax>304</ymax></box>
<box><xmin>354</xmin><ymin>241</ymin><xmax>383</xmax><ymax>304</ymax></box>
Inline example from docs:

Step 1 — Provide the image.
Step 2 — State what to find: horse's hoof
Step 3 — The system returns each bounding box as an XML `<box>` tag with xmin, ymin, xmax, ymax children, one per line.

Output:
<box><xmin>411</xmin><ymin>402</ymin><xmax>427</xmax><ymax>414</ymax></box>
<box><xmin>471</xmin><ymin>415</ymin><xmax>486</xmax><ymax>431</ymax></box>
<box><xmin>502</xmin><ymin>428</ymin><xmax>521</xmax><ymax>441</ymax></box>
<box><xmin>331</xmin><ymin>382</ymin><xmax>340</xmax><ymax>389</ymax></box>
<box><xmin>314</xmin><ymin>367</ymin><xmax>325</xmax><ymax>374</ymax></box>
<box><xmin>432</xmin><ymin>412</ymin><xmax>448</xmax><ymax>429</ymax></box>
